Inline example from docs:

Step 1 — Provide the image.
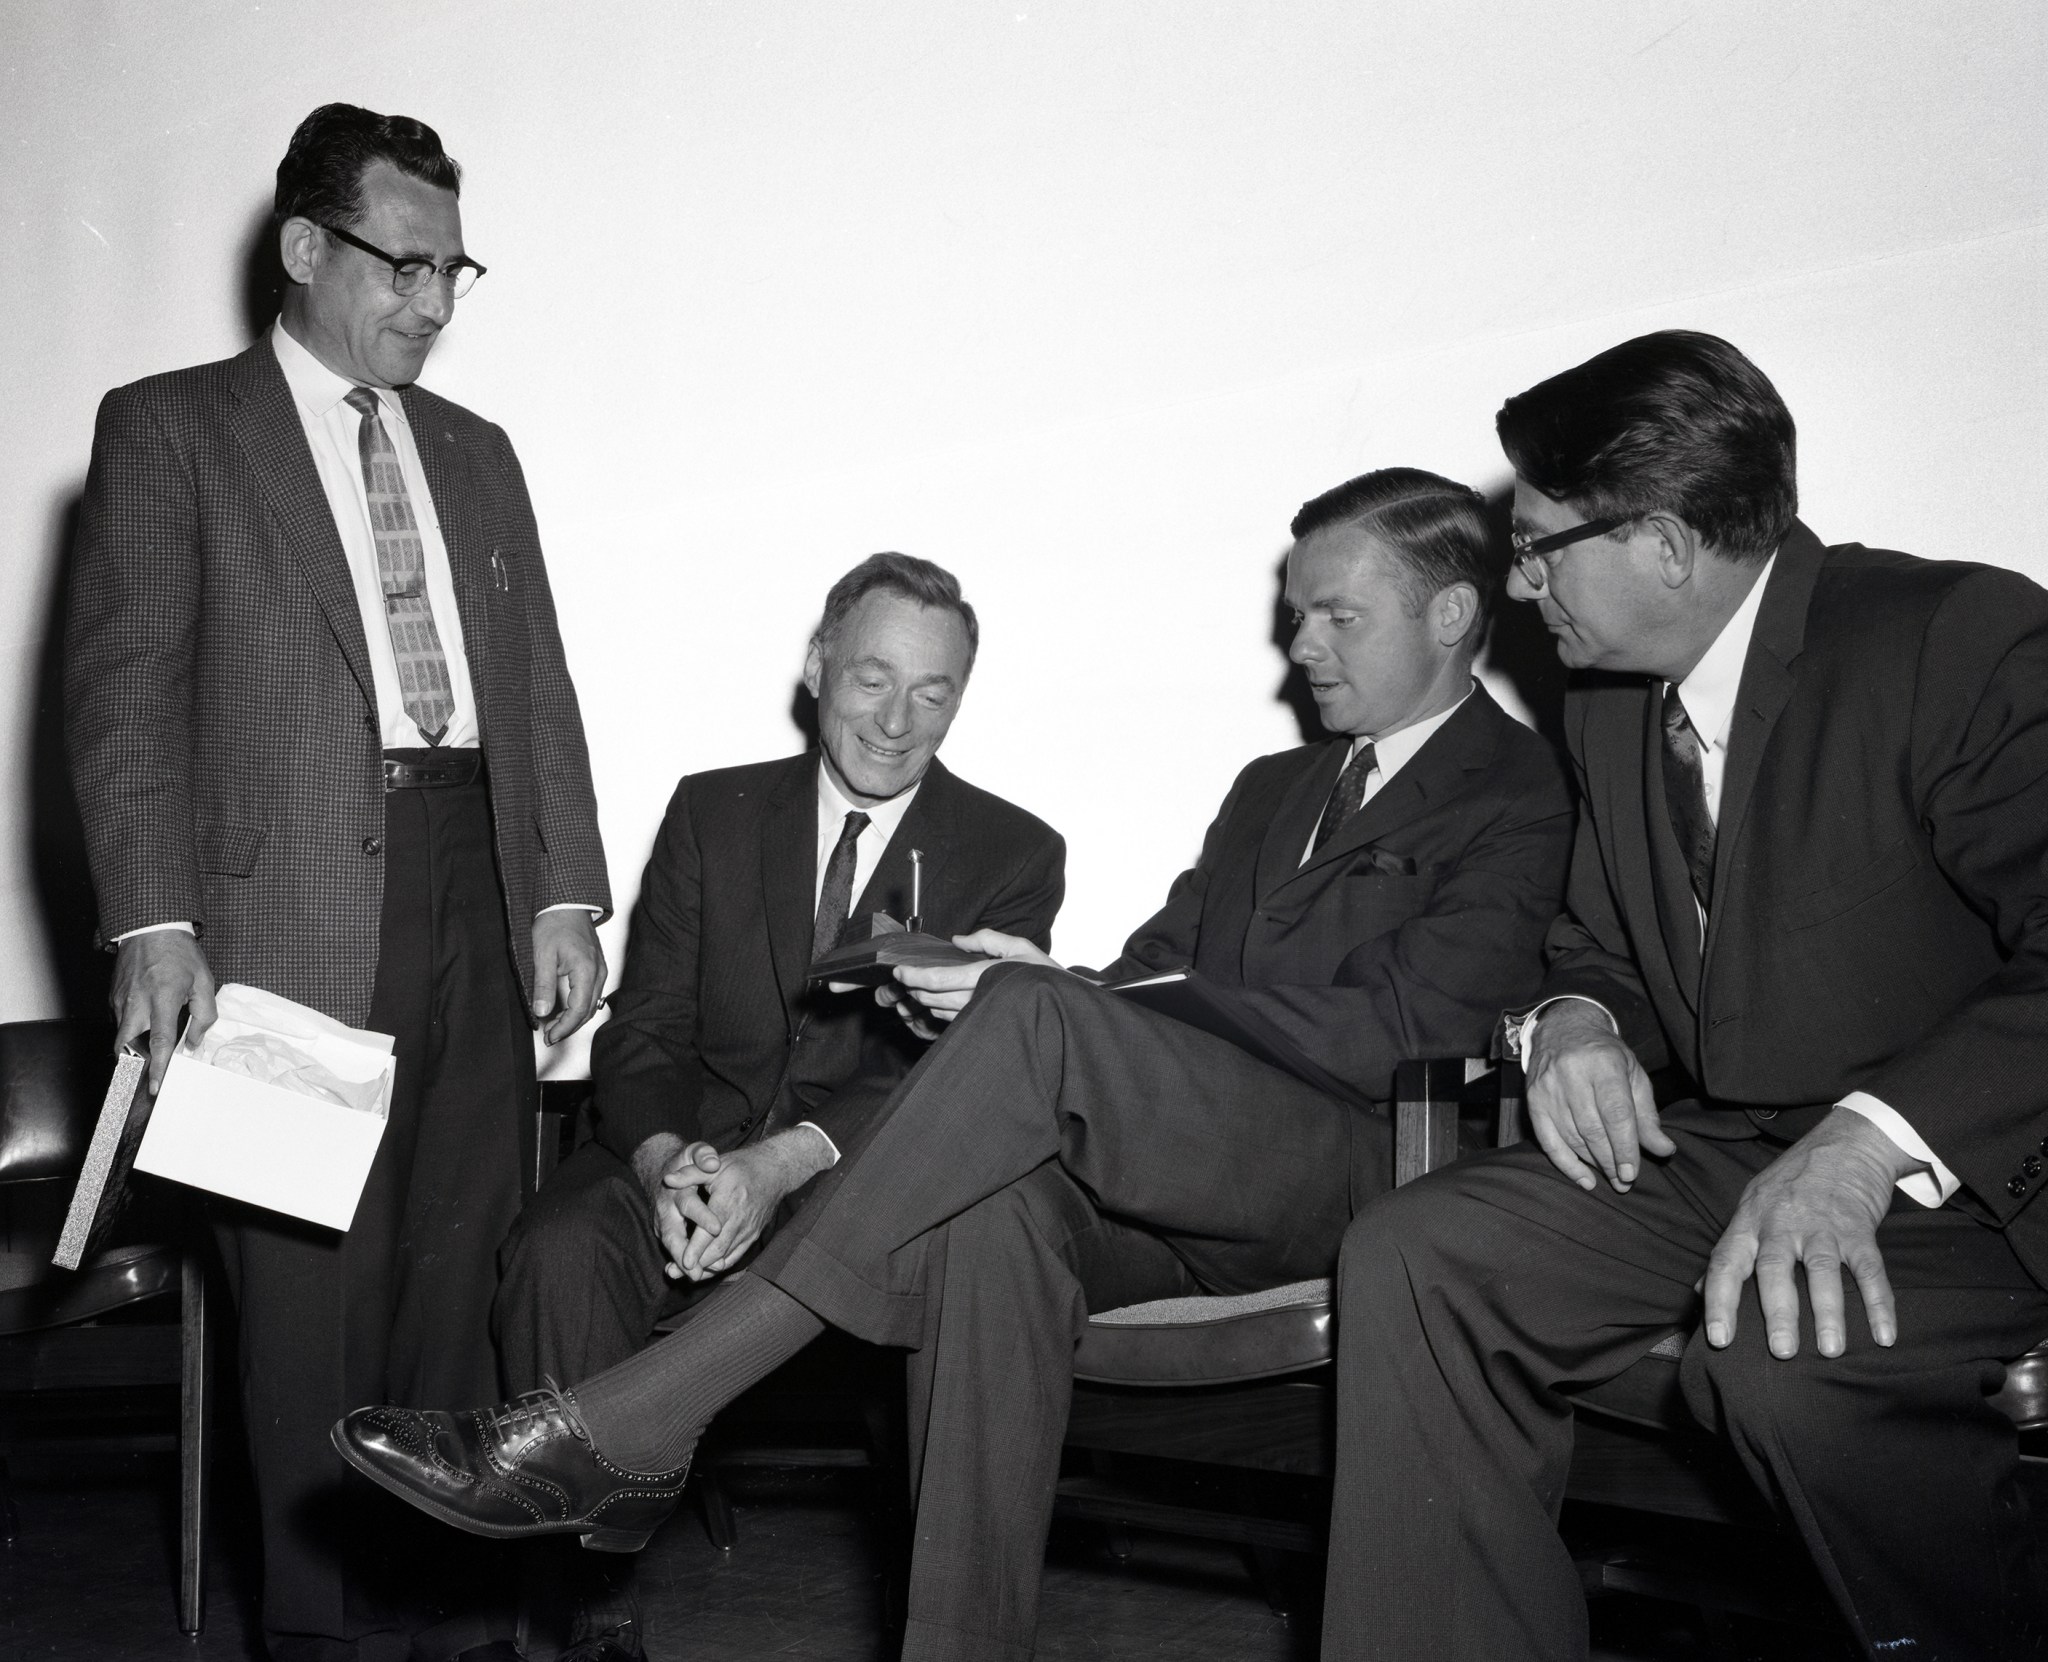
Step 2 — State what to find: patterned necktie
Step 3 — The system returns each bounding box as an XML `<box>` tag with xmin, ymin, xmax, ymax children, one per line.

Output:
<box><xmin>1661</xmin><ymin>683</ymin><xmax>1716</xmax><ymax>910</ymax></box>
<box><xmin>345</xmin><ymin>388</ymin><xmax>455</xmax><ymax>746</ymax></box>
<box><xmin>813</xmin><ymin>811</ymin><xmax>872</xmax><ymax>960</ymax></box>
<box><xmin>1310</xmin><ymin>741</ymin><xmax>1378</xmax><ymax>856</ymax></box>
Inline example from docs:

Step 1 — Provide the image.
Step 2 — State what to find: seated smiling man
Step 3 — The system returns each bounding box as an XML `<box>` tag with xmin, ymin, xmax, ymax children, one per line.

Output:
<box><xmin>495</xmin><ymin>552</ymin><xmax>1063</xmax><ymax>1657</ymax></box>
<box><xmin>336</xmin><ymin>468</ymin><xmax>1574</xmax><ymax>1662</ymax></box>
<box><xmin>1320</xmin><ymin>334</ymin><xmax>2048</xmax><ymax>1662</ymax></box>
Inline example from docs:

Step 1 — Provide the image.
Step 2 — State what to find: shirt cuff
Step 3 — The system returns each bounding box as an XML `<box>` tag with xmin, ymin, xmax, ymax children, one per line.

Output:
<box><xmin>1836</xmin><ymin>1092</ymin><xmax>1959</xmax><ymax>1208</ymax></box>
<box><xmin>539</xmin><ymin>903</ymin><xmax>604</xmax><ymax>918</ymax></box>
<box><xmin>114</xmin><ymin>921</ymin><xmax>197</xmax><ymax>942</ymax></box>
<box><xmin>1504</xmin><ymin>994</ymin><xmax>1618</xmax><ymax>1063</ymax></box>
<box><xmin>794</xmin><ymin>1121</ymin><xmax>842</xmax><ymax>1166</ymax></box>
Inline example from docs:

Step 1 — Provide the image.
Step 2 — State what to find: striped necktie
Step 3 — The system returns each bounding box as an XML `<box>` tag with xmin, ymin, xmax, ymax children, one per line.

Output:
<box><xmin>345</xmin><ymin>387</ymin><xmax>455</xmax><ymax>746</ymax></box>
<box><xmin>813</xmin><ymin>811</ymin><xmax>872</xmax><ymax>960</ymax></box>
<box><xmin>1661</xmin><ymin>683</ymin><xmax>1716</xmax><ymax>910</ymax></box>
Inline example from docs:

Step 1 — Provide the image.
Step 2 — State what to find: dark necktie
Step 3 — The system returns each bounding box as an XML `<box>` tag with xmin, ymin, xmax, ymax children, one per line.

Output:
<box><xmin>1310</xmin><ymin>741</ymin><xmax>1378</xmax><ymax>856</ymax></box>
<box><xmin>345</xmin><ymin>387</ymin><xmax>455</xmax><ymax>744</ymax></box>
<box><xmin>812</xmin><ymin>810</ymin><xmax>872</xmax><ymax>960</ymax></box>
<box><xmin>1661</xmin><ymin>683</ymin><xmax>1716</xmax><ymax>910</ymax></box>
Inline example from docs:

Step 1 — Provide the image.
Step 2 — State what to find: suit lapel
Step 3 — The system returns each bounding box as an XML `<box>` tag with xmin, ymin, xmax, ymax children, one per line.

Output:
<box><xmin>402</xmin><ymin>390</ymin><xmax>491</xmax><ymax>697</ymax></box>
<box><xmin>1703</xmin><ymin>527</ymin><xmax>1822</xmax><ymax>966</ymax></box>
<box><xmin>1253</xmin><ymin>742</ymin><xmax>1349</xmax><ymax>900</ymax></box>
<box><xmin>853</xmin><ymin>759</ymin><xmax>955</xmax><ymax>926</ymax></box>
<box><xmin>761</xmin><ymin>757</ymin><xmax>819</xmax><ymax>1023</ymax></box>
<box><xmin>226</xmin><ymin>343</ymin><xmax>375</xmax><ymax>705</ymax></box>
<box><xmin>1271</xmin><ymin>689</ymin><xmax>1497</xmax><ymax>894</ymax></box>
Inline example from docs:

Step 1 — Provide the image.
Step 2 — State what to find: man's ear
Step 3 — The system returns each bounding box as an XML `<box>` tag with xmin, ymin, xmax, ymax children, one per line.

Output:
<box><xmin>1642</xmin><ymin>512</ymin><xmax>1704</xmax><ymax>591</ymax></box>
<box><xmin>1432</xmin><ymin>581</ymin><xmax>1481</xmax><ymax>648</ymax></box>
<box><xmin>278</xmin><ymin>216</ymin><xmax>324</xmax><ymax>286</ymax></box>
<box><xmin>801</xmin><ymin>640</ymin><xmax>825</xmax><ymax>700</ymax></box>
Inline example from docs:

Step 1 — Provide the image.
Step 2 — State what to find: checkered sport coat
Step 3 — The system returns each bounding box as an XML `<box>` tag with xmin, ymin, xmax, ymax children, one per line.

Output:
<box><xmin>65</xmin><ymin>338</ymin><xmax>611</xmax><ymax>1028</ymax></box>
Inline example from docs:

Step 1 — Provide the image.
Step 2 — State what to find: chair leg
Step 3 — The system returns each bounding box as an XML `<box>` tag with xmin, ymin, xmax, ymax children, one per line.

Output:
<box><xmin>178</xmin><ymin>1251</ymin><xmax>210</xmax><ymax>1636</ymax></box>
<box><xmin>696</xmin><ymin>1467</ymin><xmax>737</xmax><ymax>1553</ymax></box>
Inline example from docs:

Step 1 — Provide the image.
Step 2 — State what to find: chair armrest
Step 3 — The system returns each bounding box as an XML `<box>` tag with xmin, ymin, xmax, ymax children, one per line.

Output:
<box><xmin>1392</xmin><ymin>1058</ymin><xmax>1525</xmax><ymax>1188</ymax></box>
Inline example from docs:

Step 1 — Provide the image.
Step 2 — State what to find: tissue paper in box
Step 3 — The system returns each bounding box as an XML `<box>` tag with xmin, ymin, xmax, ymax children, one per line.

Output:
<box><xmin>134</xmin><ymin>983</ymin><xmax>395</xmax><ymax>1231</ymax></box>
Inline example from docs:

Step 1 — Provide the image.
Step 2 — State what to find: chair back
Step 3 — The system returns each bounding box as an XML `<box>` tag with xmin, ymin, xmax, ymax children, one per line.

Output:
<box><xmin>0</xmin><ymin>1020</ymin><xmax>109</xmax><ymax>1186</ymax></box>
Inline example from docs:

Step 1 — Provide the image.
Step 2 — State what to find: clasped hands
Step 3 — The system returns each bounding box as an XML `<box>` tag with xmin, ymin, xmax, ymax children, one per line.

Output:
<box><xmin>641</xmin><ymin>1127</ymin><xmax>835</xmax><ymax>1282</ymax></box>
<box><xmin>1524</xmin><ymin>1001</ymin><xmax>1923</xmax><ymax>1361</ymax></box>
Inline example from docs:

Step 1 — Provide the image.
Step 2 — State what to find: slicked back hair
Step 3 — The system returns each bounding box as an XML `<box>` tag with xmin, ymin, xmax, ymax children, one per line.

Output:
<box><xmin>274</xmin><ymin>103</ymin><xmax>462</xmax><ymax>232</ymax></box>
<box><xmin>1497</xmin><ymin>330</ymin><xmax>1797</xmax><ymax>564</ymax></box>
<box><xmin>813</xmin><ymin>553</ymin><xmax>980</xmax><ymax>677</ymax></box>
<box><xmin>1291</xmin><ymin>467</ymin><xmax>1503</xmax><ymax>629</ymax></box>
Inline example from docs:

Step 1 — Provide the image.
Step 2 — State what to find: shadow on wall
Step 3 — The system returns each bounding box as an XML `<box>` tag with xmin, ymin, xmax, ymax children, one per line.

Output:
<box><xmin>1266</xmin><ymin>497</ymin><xmax>1569</xmax><ymax>754</ymax></box>
<box><xmin>28</xmin><ymin>202</ymin><xmax>280</xmax><ymax>1023</ymax></box>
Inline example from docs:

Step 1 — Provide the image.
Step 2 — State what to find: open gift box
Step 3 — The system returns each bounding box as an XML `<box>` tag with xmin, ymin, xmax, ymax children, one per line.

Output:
<box><xmin>134</xmin><ymin>983</ymin><xmax>395</xmax><ymax>1231</ymax></box>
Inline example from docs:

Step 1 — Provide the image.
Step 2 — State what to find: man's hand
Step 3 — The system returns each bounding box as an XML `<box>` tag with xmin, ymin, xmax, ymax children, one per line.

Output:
<box><xmin>1703</xmin><ymin>1107</ymin><xmax>1921</xmax><ymax>1360</ymax></box>
<box><xmin>531</xmin><ymin>910</ymin><xmax>606</xmax><ymax>1044</ymax></box>
<box><xmin>663</xmin><ymin>1129</ymin><xmax>835</xmax><ymax>1281</ymax></box>
<box><xmin>632</xmin><ymin>1132</ymin><xmax>700</xmax><ymax>1273</ymax></box>
<box><xmin>1523</xmin><ymin>1000</ymin><xmax>1674</xmax><ymax>1192</ymax></box>
<box><xmin>889</xmin><ymin>929</ymin><xmax>1061</xmax><ymax>1027</ymax></box>
<box><xmin>112</xmin><ymin>931</ymin><xmax>218</xmax><ymax>1095</ymax></box>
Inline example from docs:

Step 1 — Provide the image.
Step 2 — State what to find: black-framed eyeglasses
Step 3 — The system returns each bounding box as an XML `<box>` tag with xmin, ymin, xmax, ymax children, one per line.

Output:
<box><xmin>1509</xmin><ymin>515</ymin><xmax>1624</xmax><ymax>584</ymax></box>
<box><xmin>321</xmin><ymin>223</ymin><xmax>486</xmax><ymax>298</ymax></box>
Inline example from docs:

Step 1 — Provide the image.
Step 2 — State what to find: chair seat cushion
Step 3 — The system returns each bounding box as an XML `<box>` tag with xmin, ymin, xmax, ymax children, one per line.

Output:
<box><xmin>1075</xmin><ymin>1278</ymin><xmax>1332</xmax><ymax>1387</ymax></box>
<box><xmin>0</xmin><ymin>1243</ymin><xmax>180</xmax><ymax>1336</ymax></box>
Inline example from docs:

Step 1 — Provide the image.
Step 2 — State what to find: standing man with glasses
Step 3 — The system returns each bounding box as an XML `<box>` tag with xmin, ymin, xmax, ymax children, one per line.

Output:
<box><xmin>1320</xmin><ymin>332</ymin><xmax>2048</xmax><ymax>1660</ymax></box>
<box><xmin>67</xmin><ymin>103</ymin><xmax>609</xmax><ymax>1662</ymax></box>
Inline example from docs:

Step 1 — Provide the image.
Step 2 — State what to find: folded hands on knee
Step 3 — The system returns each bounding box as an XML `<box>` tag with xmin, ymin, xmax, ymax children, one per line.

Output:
<box><xmin>643</xmin><ymin>1130</ymin><xmax>835</xmax><ymax>1281</ymax></box>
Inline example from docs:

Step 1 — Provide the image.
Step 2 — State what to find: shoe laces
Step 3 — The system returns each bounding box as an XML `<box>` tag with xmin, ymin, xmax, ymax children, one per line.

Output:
<box><xmin>488</xmin><ymin>1375</ymin><xmax>592</xmax><ymax>1444</ymax></box>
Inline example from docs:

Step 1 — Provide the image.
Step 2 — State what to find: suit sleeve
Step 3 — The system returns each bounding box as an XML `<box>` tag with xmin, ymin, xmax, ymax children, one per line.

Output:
<box><xmin>64</xmin><ymin>385</ymin><xmax>205</xmax><ymax>943</ymax></box>
<box><xmin>1860</xmin><ymin>572</ymin><xmax>2048</xmax><ymax>1223</ymax></box>
<box><xmin>491</xmin><ymin>425</ymin><xmax>611</xmax><ymax>919</ymax></box>
<box><xmin>1235</xmin><ymin>768</ymin><xmax>1576</xmax><ymax>1101</ymax></box>
<box><xmin>966</xmin><ymin>826</ymin><xmax>1066</xmax><ymax>952</ymax></box>
<box><xmin>588</xmin><ymin>780</ymin><xmax>707</xmax><ymax>1162</ymax></box>
<box><xmin>1528</xmin><ymin>695</ymin><xmax>1671</xmax><ymax>1070</ymax></box>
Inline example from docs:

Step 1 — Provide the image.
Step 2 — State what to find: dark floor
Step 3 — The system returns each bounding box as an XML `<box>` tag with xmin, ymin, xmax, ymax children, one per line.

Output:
<box><xmin>0</xmin><ymin>1440</ymin><xmax>1854</xmax><ymax>1662</ymax></box>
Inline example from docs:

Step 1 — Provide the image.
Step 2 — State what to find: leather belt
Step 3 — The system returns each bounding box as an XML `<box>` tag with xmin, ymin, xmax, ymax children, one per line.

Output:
<box><xmin>382</xmin><ymin>750</ymin><xmax>483</xmax><ymax>791</ymax></box>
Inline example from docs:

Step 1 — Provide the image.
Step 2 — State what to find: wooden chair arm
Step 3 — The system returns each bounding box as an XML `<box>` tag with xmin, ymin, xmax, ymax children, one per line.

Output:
<box><xmin>1391</xmin><ymin>1057</ymin><xmax>1525</xmax><ymax>1188</ymax></box>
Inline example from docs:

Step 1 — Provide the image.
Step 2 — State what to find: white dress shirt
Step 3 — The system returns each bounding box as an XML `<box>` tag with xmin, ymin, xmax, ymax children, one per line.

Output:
<box><xmin>270</xmin><ymin>320</ymin><xmax>481</xmax><ymax>750</ymax></box>
<box><xmin>815</xmin><ymin>763</ymin><xmax>923</xmax><ymax>914</ymax></box>
<box><xmin>1522</xmin><ymin>554</ymin><xmax>1957</xmax><ymax>1206</ymax></box>
<box><xmin>1299</xmin><ymin>684</ymin><xmax>1475</xmax><ymax>864</ymax></box>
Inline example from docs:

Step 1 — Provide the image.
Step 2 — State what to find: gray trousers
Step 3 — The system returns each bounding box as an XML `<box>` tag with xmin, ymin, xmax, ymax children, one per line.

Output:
<box><xmin>751</xmin><ymin>964</ymin><xmax>1389</xmax><ymax>1662</ymax></box>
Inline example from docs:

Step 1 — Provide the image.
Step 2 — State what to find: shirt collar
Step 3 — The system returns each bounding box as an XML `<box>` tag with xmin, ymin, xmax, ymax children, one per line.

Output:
<box><xmin>1673</xmin><ymin>552</ymin><xmax>1777</xmax><ymax>750</ymax></box>
<box><xmin>270</xmin><ymin>318</ymin><xmax>406</xmax><ymax>426</ymax></box>
<box><xmin>817</xmin><ymin>757</ymin><xmax>922</xmax><ymax>843</ymax></box>
<box><xmin>1351</xmin><ymin>680</ymin><xmax>1475</xmax><ymax>782</ymax></box>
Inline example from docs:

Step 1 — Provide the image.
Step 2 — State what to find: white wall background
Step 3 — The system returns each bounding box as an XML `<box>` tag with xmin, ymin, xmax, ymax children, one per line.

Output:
<box><xmin>3</xmin><ymin>0</ymin><xmax>2043</xmax><ymax>1072</ymax></box>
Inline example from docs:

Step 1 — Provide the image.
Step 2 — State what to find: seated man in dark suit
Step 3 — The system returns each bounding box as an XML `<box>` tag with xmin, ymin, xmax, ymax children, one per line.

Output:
<box><xmin>336</xmin><ymin>467</ymin><xmax>1576</xmax><ymax>1661</ymax></box>
<box><xmin>1320</xmin><ymin>334</ymin><xmax>2048</xmax><ymax>1661</ymax></box>
<box><xmin>494</xmin><ymin>551</ymin><xmax>1063</xmax><ymax>1657</ymax></box>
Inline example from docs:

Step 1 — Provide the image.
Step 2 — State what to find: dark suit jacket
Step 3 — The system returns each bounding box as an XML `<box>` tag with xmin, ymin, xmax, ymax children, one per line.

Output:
<box><xmin>587</xmin><ymin>753</ymin><xmax>1065</xmax><ymax>1164</ymax></box>
<box><xmin>1541</xmin><ymin>523</ymin><xmax>2048</xmax><ymax>1284</ymax></box>
<box><xmin>65</xmin><ymin>339</ymin><xmax>609</xmax><ymax>1027</ymax></box>
<box><xmin>1099</xmin><ymin>684</ymin><xmax>1574</xmax><ymax>1103</ymax></box>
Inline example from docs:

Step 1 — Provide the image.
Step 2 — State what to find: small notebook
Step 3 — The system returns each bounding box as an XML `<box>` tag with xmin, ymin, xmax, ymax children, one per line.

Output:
<box><xmin>52</xmin><ymin>1048</ymin><xmax>153</xmax><ymax>1272</ymax></box>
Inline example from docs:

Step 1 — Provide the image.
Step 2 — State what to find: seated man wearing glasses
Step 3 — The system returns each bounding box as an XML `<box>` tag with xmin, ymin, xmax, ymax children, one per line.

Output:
<box><xmin>1321</xmin><ymin>332</ymin><xmax>2048</xmax><ymax>1661</ymax></box>
<box><xmin>67</xmin><ymin>103</ymin><xmax>607</xmax><ymax>1661</ymax></box>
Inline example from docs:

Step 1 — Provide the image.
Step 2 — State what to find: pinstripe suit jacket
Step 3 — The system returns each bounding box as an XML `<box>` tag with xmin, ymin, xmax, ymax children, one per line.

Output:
<box><xmin>65</xmin><ymin>338</ymin><xmax>610</xmax><ymax>1028</ymax></box>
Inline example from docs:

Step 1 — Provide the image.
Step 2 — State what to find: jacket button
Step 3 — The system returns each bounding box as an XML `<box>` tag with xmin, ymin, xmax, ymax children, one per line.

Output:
<box><xmin>362</xmin><ymin>836</ymin><xmax>383</xmax><ymax>856</ymax></box>
<box><xmin>2011</xmin><ymin>1177</ymin><xmax>2030</xmax><ymax>1199</ymax></box>
<box><xmin>2027</xmin><ymin>1155</ymin><xmax>2044</xmax><ymax>1179</ymax></box>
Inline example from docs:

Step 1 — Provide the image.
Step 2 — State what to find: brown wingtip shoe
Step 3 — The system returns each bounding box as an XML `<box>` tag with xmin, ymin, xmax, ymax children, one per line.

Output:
<box><xmin>331</xmin><ymin>1383</ymin><xmax>689</xmax><ymax>1553</ymax></box>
